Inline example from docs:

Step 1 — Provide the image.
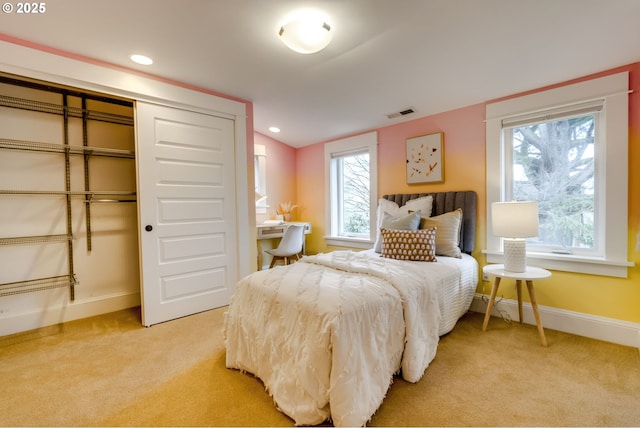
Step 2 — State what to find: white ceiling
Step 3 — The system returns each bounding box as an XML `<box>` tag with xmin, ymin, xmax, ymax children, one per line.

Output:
<box><xmin>2</xmin><ymin>0</ymin><xmax>639</xmax><ymax>147</ymax></box>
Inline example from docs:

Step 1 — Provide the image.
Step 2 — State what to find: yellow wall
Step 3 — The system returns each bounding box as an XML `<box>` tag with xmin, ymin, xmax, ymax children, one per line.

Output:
<box><xmin>292</xmin><ymin>63</ymin><xmax>640</xmax><ymax>324</ymax></box>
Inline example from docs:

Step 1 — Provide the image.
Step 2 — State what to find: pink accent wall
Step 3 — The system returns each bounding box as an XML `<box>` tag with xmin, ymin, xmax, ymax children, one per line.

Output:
<box><xmin>377</xmin><ymin>104</ymin><xmax>486</xmax><ymax>197</ymax></box>
<box><xmin>296</xmin><ymin>103</ymin><xmax>487</xmax><ymax>257</ymax></box>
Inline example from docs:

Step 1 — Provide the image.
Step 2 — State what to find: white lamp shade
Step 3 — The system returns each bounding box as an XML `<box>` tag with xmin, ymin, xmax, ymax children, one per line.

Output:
<box><xmin>279</xmin><ymin>18</ymin><xmax>331</xmax><ymax>54</ymax></box>
<box><xmin>492</xmin><ymin>201</ymin><xmax>539</xmax><ymax>238</ymax></box>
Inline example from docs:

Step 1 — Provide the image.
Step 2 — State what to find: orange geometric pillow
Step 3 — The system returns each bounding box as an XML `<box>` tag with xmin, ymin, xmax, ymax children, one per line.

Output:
<box><xmin>380</xmin><ymin>227</ymin><xmax>437</xmax><ymax>262</ymax></box>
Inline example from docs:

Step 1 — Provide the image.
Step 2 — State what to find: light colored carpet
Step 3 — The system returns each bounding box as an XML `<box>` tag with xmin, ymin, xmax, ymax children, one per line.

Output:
<box><xmin>0</xmin><ymin>306</ymin><xmax>638</xmax><ymax>427</ymax></box>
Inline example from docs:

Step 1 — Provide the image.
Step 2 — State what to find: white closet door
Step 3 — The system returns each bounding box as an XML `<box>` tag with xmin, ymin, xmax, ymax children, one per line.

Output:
<box><xmin>136</xmin><ymin>101</ymin><xmax>237</xmax><ymax>326</ymax></box>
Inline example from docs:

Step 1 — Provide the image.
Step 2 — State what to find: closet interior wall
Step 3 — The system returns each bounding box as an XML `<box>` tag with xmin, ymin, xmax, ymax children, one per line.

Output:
<box><xmin>0</xmin><ymin>74</ymin><xmax>140</xmax><ymax>334</ymax></box>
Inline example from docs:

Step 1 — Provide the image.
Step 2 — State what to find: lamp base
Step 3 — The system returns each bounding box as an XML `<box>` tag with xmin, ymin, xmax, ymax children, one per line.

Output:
<box><xmin>503</xmin><ymin>238</ymin><xmax>527</xmax><ymax>273</ymax></box>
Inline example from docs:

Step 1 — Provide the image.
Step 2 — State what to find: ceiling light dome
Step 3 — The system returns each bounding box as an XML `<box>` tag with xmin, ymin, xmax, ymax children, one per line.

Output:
<box><xmin>278</xmin><ymin>12</ymin><xmax>332</xmax><ymax>54</ymax></box>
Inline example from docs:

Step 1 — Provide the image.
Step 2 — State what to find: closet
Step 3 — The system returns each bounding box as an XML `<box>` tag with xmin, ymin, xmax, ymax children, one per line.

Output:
<box><xmin>0</xmin><ymin>40</ymin><xmax>250</xmax><ymax>336</ymax></box>
<box><xmin>0</xmin><ymin>73</ymin><xmax>139</xmax><ymax>333</ymax></box>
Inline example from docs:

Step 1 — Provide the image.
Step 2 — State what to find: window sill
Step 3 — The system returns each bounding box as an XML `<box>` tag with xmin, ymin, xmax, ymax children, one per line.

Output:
<box><xmin>483</xmin><ymin>250</ymin><xmax>634</xmax><ymax>278</ymax></box>
<box><xmin>325</xmin><ymin>236</ymin><xmax>373</xmax><ymax>250</ymax></box>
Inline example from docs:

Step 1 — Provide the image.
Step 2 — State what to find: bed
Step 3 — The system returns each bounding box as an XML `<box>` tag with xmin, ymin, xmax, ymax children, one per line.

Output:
<box><xmin>224</xmin><ymin>191</ymin><xmax>478</xmax><ymax>426</ymax></box>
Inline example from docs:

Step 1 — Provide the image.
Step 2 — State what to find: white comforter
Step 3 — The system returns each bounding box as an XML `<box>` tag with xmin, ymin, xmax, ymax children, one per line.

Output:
<box><xmin>224</xmin><ymin>250</ymin><xmax>460</xmax><ymax>426</ymax></box>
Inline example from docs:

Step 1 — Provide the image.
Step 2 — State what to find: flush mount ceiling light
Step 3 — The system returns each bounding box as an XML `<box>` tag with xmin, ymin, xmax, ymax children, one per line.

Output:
<box><xmin>130</xmin><ymin>54</ymin><xmax>153</xmax><ymax>65</ymax></box>
<box><xmin>268</xmin><ymin>126</ymin><xmax>281</xmax><ymax>133</ymax></box>
<box><xmin>278</xmin><ymin>11</ymin><xmax>332</xmax><ymax>54</ymax></box>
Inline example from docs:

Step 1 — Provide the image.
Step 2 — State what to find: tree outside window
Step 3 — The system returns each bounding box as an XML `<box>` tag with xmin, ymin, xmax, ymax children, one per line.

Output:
<box><xmin>507</xmin><ymin>114</ymin><xmax>596</xmax><ymax>252</ymax></box>
<box><xmin>339</xmin><ymin>153</ymin><xmax>370</xmax><ymax>236</ymax></box>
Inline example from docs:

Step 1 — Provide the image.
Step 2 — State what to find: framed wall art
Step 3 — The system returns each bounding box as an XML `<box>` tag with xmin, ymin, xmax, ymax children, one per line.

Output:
<box><xmin>406</xmin><ymin>132</ymin><xmax>444</xmax><ymax>184</ymax></box>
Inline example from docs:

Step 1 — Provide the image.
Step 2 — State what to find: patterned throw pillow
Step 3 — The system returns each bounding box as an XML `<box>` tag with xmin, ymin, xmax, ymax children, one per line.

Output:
<box><xmin>373</xmin><ymin>196</ymin><xmax>433</xmax><ymax>253</ymax></box>
<box><xmin>380</xmin><ymin>227</ymin><xmax>437</xmax><ymax>262</ymax></box>
<box><xmin>420</xmin><ymin>208</ymin><xmax>462</xmax><ymax>258</ymax></box>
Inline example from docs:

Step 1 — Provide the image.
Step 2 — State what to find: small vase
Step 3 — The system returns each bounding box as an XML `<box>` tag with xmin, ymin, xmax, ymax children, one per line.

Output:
<box><xmin>284</xmin><ymin>213</ymin><xmax>291</xmax><ymax>222</ymax></box>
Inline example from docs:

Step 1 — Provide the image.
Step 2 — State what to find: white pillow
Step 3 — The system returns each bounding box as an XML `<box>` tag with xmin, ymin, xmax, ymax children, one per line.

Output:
<box><xmin>420</xmin><ymin>208</ymin><xmax>463</xmax><ymax>258</ymax></box>
<box><xmin>373</xmin><ymin>196</ymin><xmax>433</xmax><ymax>253</ymax></box>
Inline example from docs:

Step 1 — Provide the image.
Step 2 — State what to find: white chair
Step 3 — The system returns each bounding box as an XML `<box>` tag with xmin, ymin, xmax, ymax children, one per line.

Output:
<box><xmin>266</xmin><ymin>224</ymin><xmax>305</xmax><ymax>268</ymax></box>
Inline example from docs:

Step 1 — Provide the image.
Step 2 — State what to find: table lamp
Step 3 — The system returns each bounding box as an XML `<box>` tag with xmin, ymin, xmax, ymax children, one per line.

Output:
<box><xmin>492</xmin><ymin>201</ymin><xmax>539</xmax><ymax>272</ymax></box>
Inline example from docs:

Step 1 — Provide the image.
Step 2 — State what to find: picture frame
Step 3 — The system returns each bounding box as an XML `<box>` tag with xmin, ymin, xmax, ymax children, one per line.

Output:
<box><xmin>406</xmin><ymin>132</ymin><xmax>444</xmax><ymax>184</ymax></box>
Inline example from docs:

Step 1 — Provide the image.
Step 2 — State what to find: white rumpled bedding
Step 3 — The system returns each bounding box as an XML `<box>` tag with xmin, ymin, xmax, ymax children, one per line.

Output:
<box><xmin>224</xmin><ymin>250</ymin><xmax>477</xmax><ymax>427</ymax></box>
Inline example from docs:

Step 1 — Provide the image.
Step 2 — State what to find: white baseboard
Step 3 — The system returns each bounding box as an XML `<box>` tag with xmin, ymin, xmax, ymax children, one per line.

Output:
<box><xmin>3</xmin><ymin>291</ymin><xmax>637</xmax><ymax>350</ymax></box>
<box><xmin>470</xmin><ymin>293</ymin><xmax>640</xmax><ymax>349</ymax></box>
<box><xmin>0</xmin><ymin>292</ymin><xmax>141</xmax><ymax>336</ymax></box>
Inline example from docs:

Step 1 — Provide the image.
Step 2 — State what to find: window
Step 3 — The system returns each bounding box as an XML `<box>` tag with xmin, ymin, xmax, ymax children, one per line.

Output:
<box><xmin>325</xmin><ymin>132</ymin><xmax>378</xmax><ymax>248</ymax></box>
<box><xmin>486</xmin><ymin>72</ymin><xmax>632</xmax><ymax>277</ymax></box>
<box><xmin>333</xmin><ymin>151</ymin><xmax>370</xmax><ymax>237</ymax></box>
<box><xmin>505</xmin><ymin>103</ymin><xmax>600</xmax><ymax>256</ymax></box>
<box><xmin>254</xmin><ymin>144</ymin><xmax>268</xmax><ymax>214</ymax></box>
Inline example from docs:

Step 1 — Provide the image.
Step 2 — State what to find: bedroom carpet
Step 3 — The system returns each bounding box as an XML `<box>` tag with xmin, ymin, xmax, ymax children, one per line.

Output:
<box><xmin>1</xmin><ymin>306</ymin><xmax>639</xmax><ymax>427</ymax></box>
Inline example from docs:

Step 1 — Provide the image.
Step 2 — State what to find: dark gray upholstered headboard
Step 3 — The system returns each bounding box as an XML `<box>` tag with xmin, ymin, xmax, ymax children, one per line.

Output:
<box><xmin>382</xmin><ymin>191</ymin><xmax>477</xmax><ymax>254</ymax></box>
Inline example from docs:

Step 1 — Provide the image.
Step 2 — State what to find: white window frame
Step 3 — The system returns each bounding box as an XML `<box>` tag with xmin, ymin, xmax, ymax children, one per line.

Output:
<box><xmin>485</xmin><ymin>72</ymin><xmax>633</xmax><ymax>277</ymax></box>
<box><xmin>502</xmin><ymin>101</ymin><xmax>603</xmax><ymax>257</ymax></box>
<box><xmin>324</xmin><ymin>131</ymin><xmax>378</xmax><ymax>248</ymax></box>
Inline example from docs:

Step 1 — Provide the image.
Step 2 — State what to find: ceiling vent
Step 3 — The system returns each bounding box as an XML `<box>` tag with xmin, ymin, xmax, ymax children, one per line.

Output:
<box><xmin>387</xmin><ymin>107</ymin><xmax>415</xmax><ymax>119</ymax></box>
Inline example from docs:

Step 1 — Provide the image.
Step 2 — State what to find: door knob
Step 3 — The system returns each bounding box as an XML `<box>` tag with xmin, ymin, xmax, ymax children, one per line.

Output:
<box><xmin>145</xmin><ymin>225</ymin><xmax>153</xmax><ymax>232</ymax></box>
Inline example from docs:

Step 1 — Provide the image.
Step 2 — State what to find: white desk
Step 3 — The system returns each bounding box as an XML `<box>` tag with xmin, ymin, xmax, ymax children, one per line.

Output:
<box><xmin>482</xmin><ymin>264</ymin><xmax>551</xmax><ymax>346</ymax></box>
<box><xmin>257</xmin><ymin>222</ymin><xmax>312</xmax><ymax>270</ymax></box>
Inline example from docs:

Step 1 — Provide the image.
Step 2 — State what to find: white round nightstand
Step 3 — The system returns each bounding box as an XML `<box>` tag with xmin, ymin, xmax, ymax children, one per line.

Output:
<box><xmin>482</xmin><ymin>264</ymin><xmax>551</xmax><ymax>346</ymax></box>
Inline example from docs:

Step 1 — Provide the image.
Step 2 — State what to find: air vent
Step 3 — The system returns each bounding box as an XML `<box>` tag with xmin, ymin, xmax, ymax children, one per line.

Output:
<box><xmin>387</xmin><ymin>107</ymin><xmax>415</xmax><ymax>119</ymax></box>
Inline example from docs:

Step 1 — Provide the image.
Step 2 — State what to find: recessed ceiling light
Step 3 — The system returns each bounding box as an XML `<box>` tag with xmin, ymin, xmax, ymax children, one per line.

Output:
<box><xmin>130</xmin><ymin>54</ymin><xmax>153</xmax><ymax>65</ymax></box>
<box><xmin>269</xmin><ymin>126</ymin><xmax>281</xmax><ymax>133</ymax></box>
